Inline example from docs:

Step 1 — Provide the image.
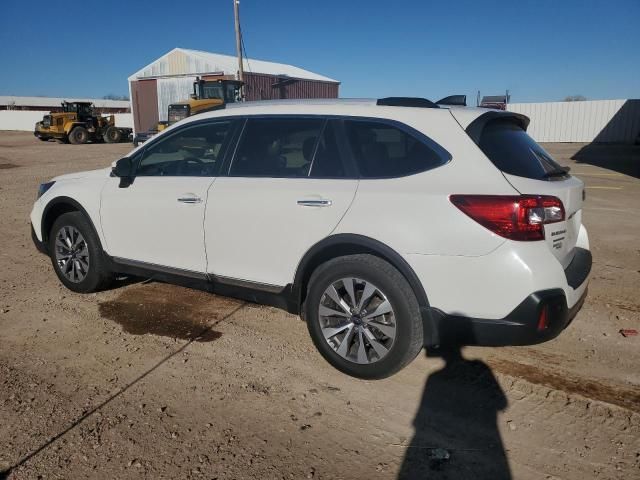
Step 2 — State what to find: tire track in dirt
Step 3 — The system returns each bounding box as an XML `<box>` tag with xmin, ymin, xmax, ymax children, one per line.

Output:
<box><xmin>489</xmin><ymin>358</ymin><xmax>640</xmax><ymax>413</ymax></box>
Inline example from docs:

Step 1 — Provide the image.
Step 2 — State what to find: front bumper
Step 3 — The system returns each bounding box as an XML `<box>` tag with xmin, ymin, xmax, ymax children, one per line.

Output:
<box><xmin>31</xmin><ymin>223</ymin><xmax>48</xmax><ymax>255</ymax></box>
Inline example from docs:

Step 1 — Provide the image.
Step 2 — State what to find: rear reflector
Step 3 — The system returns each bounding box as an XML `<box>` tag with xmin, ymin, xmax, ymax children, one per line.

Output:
<box><xmin>449</xmin><ymin>195</ymin><xmax>565</xmax><ymax>241</ymax></box>
<box><xmin>537</xmin><ymin>305</ymin><xmax>549</xmax><ymax>331</ymax></box>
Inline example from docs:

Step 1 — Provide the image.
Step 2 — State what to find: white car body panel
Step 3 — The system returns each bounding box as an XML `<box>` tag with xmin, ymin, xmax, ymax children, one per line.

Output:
<box><xmin>100</xmin><ymin>176</ymin><xmax>215</xmax><ymax>273</ymax></box>
<box><xmin>332</xmin><ymin>110</ymin><xmax>517</xmax><ymax>257</ymax></box>
<box><xmin>205</xmin><ymin>178</ymin><xmax>358</xmax><ymax>286</ymax></box>
<box><xmin>406</xmin><ymin>227</ymin><xmax>589</xmax><ymax>319</ymax></box>
<box><xmin>30</xmin><ymin>169</ymin><xmax>111</xmax><ymax>247</ymax></box>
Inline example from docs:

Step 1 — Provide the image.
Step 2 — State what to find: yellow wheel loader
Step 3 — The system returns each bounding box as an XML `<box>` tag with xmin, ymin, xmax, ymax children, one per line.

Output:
<box><xmin>34</xmin><ymin>101</ymin><xmax>132</xmax><ymax>144</ymax></box>
<box><xmin>133</xmin><ymin>78</ymin><xmax>242</xmax><ymax>146</ymax></box>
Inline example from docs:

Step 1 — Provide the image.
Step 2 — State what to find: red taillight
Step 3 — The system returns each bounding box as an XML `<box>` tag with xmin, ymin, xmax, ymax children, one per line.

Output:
<box><xmin>449</xmin><ymin>195</ymin><xmax>565</xmax><ymax>241</ymax></box>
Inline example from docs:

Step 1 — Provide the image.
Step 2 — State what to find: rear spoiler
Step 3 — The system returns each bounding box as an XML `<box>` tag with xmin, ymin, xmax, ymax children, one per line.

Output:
<box><xmin>465</xmin><ymin>111</ymin><xmax>530</xmax><ymax>145</ymax></box>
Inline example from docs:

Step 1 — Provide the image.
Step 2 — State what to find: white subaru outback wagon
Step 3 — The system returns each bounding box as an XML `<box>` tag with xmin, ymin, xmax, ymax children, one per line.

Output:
<box><xmin>31</xmin><ymin>97</ymin><xmax>591</xmax><ymax>379</ymax></box>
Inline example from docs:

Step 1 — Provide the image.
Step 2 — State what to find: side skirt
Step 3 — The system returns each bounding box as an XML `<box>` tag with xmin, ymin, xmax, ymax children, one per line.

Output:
<box><xmin>107</xmin><ymin>257</ymin><xmax>298</xmax><ymax>314</ymax></box>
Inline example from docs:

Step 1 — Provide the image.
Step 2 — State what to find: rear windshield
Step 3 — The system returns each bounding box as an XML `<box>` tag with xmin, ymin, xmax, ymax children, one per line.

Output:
<box><xmin>478</xmin><ymin>119</ymin><xmax>567</xmax><ymax>180</ymax></box>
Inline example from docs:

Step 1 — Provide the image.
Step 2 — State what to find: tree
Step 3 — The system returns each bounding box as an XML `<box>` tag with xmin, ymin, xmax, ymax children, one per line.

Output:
<box><xmin>563</xmin><ymin>95</ymin><xmax>587</xmax><ymax>102</ymax></box>
<box><xmin>103</xmin><ymin>94</ymin><xmax>130</xmax><ymax>101</ymax></box>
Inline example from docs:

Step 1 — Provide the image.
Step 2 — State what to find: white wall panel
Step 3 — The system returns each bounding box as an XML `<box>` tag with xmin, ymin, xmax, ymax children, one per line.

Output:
<box><xmin>507</xmin><ymin>99</ymin><xmax>640</xmax><ymax>143</ymax></box>
<box><xmin>0</xmin><ymin>110</ymin><xmax>46</xmax><ymax>131</ymax></box>
<box><xmin>156</xmin><ymin>77</ymin><xmax>197</xmax><ymax>122</ymax></box>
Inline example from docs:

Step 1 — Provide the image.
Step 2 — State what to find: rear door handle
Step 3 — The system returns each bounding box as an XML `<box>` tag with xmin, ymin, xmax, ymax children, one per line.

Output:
<box><xmin>177</xmin><ymin>195</ymin><xmax>202</xmax><ymax>204</ymax></box>
<box><xmin>297</xmin><ymin>199</ymin><xmax>332</xmax><ymax>207</ymax></box>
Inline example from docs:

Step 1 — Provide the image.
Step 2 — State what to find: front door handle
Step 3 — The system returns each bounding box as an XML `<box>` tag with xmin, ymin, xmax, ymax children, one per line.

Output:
<box><xmin>177</xmin><ymin>195</ymin><xmax>202</xmax><ymax>204</ymax></box>
<box><xmin>297</xmin><ymin>199</ymin><xmax>332</xmax><ymax>207</ymax></box>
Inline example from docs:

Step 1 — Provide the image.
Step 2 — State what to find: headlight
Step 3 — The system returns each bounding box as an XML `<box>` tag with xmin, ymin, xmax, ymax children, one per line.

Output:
<box><xmin>37</xmin><ymin>181</ymin><xmax>55</xmax><ymax>199</ymax></box>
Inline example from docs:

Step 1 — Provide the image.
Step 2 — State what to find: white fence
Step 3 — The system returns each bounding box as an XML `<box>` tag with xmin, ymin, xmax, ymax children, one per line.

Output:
<box><xmin>0</xmin><ymin>110</ymin><xmax>134</xmax><ymax>132</ymax></box>
<box><xmin>507</xmin><ymin>99</ymin><xmax>640</xmax><ymax>144</ymax></box>
<box><xmin>2</xmin><ymin>102</ymin><xmax>639</xmax><ymax>144</ymax></box>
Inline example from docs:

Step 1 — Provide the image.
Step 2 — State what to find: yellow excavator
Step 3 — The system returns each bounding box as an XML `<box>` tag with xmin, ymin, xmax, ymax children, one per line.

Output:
<box><xmin>134</xmin><ymin>77</ymin><xmax>243</xmax><ymax>146</ymax></box>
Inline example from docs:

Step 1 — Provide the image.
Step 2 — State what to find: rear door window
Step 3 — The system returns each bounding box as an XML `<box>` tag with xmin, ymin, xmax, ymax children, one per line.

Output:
<box><xmin>229</xmin><ymin>118</ymin><xmax>325</xmax><ymax>177</ymax></box>
<box><xmin>344</xmin><ymin>120</ymin><xmax>448</xmax><ymax>178</ymax></box>
<box><xmin>478</xmin><ymin>119</ymin><xmax>567</xmax><ymax>180</ymax></box>
<box><xmin>309</xmin><ymin>121</ymin><xmax>349</xmax><ymax>178</ymax></box>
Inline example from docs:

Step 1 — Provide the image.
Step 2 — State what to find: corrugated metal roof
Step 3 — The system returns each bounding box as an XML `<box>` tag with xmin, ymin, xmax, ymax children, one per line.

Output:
<box><xmin>0</xmin><ymin>96</ymin><xmax>130</xmax><ymax>109</ymax></box>
<box><xmin>129</xmin><ymin>48</ymin><xmax>338</xmax><ymax>83</ymax></box>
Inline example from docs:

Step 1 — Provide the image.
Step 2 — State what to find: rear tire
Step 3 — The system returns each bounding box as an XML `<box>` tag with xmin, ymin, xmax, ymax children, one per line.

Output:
<box><xmin>304</xmin><ymin>254</ymin><xmax>424</xmax><ymax>379</ymax></box>
<box><xmin>37</xmin><ymin>136</ymin><xmax>50</xmax><ymax>142</ymax></box>
<box><xmin>48</xmin><ymin>212</ymin><xmax>113</xmax><ymax>293</ymax></box>
<box><xmin>103</xmin><ymin>126</ymin><xmax>122</xmax><ymax>143</ymax></box>
<box><xmin>68</xmin><ymin>126</ymin><xmax>89</xmax><ymax>145</ymax></box>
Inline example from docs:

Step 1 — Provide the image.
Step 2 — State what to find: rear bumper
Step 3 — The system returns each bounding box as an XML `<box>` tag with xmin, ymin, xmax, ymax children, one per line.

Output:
<box><xmin>426</xmin><ymin>286</ymin><xmax>587</xmax><ymax>347</ymax></box>
<box><xmin>422</xmin><ymin>244</ymin><xmax>592</xmax><ymax>347</ymax></box>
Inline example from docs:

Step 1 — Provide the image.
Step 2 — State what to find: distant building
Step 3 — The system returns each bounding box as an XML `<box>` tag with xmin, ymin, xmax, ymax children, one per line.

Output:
<box><xmin>0</xmin><ymin>96</ymin><xmax>130</xmax><ymax>114</ymax></box>
<box><xmin>128</xmin><ymin>48</ymin><xmax>340</xmax><ymax>133</ymax></box>
<box><xmin>480</xmin><ymin>95</ymin><xmax>511</xmax><ymax>110</ymax></box>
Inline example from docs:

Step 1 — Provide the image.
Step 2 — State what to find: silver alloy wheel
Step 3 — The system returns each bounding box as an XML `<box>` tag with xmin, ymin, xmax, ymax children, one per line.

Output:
<box><xmin>54</xmin><ymin>226</ymin><xmax>90</xmax><ymax>283</ymax></box>
<box><xmin>318</xmin><ymin>277</ymin><xmax>396</xmax><ymax>364</ymax></box>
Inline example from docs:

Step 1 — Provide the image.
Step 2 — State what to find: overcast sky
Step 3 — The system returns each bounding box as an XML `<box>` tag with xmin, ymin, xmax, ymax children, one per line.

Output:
<box><xmin>1</xmin><ymin>0</ymin><xmax>638</xmax><ymax>103</ymax></box>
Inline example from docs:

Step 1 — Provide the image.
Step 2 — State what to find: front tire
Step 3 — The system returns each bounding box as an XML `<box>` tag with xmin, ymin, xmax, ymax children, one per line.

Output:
<box><xmin>49</xmin><ymin>212</ymin><xmax>113</xmax><ymax>293</ymax></box>
<box><xmin>304</xmin><ymin>254</ymin><xmax>424</xmax><ymax>379</ymax></box>
<box><xmin>68</xmin><ymin>126</ymin><xmax>89</xmax><ymax>144</ymax></box>
<box><xmin>103</xmin><ymin>126</ymin><xmax>122</xmax><ymax>143</ymax></box>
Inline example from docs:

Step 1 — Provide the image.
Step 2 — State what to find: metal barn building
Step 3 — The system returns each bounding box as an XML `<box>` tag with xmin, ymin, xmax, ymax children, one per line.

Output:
<box><xmin>128</xmin><ymin>48</ymin><xmax>339</xmax><ymax>133</ymax></box>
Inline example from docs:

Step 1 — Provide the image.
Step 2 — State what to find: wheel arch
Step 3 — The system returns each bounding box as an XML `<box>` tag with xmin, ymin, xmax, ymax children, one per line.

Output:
<box><xmin>64</xmin><ymin>122</ymin><xmax>84</xmax><ymax>134</ymax></box>
<box><xmin>292</xmin><ymin>234</ymin><xmax>437</xmax><ymax>344</ymax></box>
<box><xmin>41</xmin><ymin>196</ymin><xmax>103</xmax><ymax>249</ymax></box>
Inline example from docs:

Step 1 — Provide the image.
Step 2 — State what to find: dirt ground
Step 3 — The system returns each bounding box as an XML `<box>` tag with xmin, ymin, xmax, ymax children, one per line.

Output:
<box><xmin>0</xmin><ymin>132</ymin><xmax>638</xmax><ymax>480</ymax></box>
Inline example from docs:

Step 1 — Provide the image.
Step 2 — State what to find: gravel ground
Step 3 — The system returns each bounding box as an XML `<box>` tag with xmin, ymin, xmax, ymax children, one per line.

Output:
<box><xmin>0</xmin><ymin>132</ymin><xmax>638</xmax><ymax>480</ymax></box>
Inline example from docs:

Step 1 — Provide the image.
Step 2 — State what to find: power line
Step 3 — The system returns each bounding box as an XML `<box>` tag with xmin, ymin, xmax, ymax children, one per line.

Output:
<box><xmin>240</xmin><ymin>24</ymin><xmax>251</xmax><ymax>73</ymax></box>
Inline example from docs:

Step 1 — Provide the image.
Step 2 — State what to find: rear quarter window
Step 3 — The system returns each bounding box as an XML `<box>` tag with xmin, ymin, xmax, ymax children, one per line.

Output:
<box><xmin>344</xmin><ymin>120</ymin><xmax>449</xmax><ymax>178</ymax></box>
<box><xmin>478</xmin><ymin>119</ymin><xmax>567</xmax><ymax>180</ymax></box>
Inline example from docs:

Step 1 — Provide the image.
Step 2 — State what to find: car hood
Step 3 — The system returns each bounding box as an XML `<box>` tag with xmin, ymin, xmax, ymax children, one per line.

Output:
<box><xmin>52</xmin><ymin>167</ymin><xmax>111</xmax><ymax>182</ymax></box>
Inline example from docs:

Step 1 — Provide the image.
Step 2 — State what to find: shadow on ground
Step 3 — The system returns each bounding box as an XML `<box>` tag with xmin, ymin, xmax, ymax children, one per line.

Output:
<box><xmin>572</xmin><ymin>143</ymin><xmax>640</xmax><ymax>178</ymax></box>
<box><xmin>398</xmin><ymin>347</ymin><xmax>511</xmax><ymax>480</ymax></box>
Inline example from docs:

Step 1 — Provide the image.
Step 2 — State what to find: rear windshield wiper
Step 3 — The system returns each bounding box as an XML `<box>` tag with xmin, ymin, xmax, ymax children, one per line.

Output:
<box><xmin>543</xmin><ymin>167</ymin><xmax>570</xmax><ymax>178</ymax></box>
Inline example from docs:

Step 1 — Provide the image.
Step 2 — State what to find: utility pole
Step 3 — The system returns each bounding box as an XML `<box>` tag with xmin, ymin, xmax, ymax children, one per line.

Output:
<box><xmin>233</xmin><ymin>0</ymin><xmax>245</xmax><ymax>99</ymax></box>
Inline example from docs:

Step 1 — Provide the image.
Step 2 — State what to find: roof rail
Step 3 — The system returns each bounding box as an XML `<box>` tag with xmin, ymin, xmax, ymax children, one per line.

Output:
<box><xmin>436</xmin><ymin>95</ymin><xmax>467</xmax><ymax>107</ymax></box>
<box><xmin>376</xmin><ymin>97</ymin><xmax>439</xmax><ymax>108</ymax></box>
<box><xmin>225</xmin><ymin>98</ymin><xmax>375</xmax><ymax>108</ymax></box>
<box><xmin>202</xmin><ymin>97</ymin><xmax>455</xmax><ymax>111</ymax></box>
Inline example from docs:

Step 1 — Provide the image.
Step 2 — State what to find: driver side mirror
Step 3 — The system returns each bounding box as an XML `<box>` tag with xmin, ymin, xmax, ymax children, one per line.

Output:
<box><xmin>112</xmin><ymin>157</ymin><xmax>134</xmax><ymax>188</ymax></box>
